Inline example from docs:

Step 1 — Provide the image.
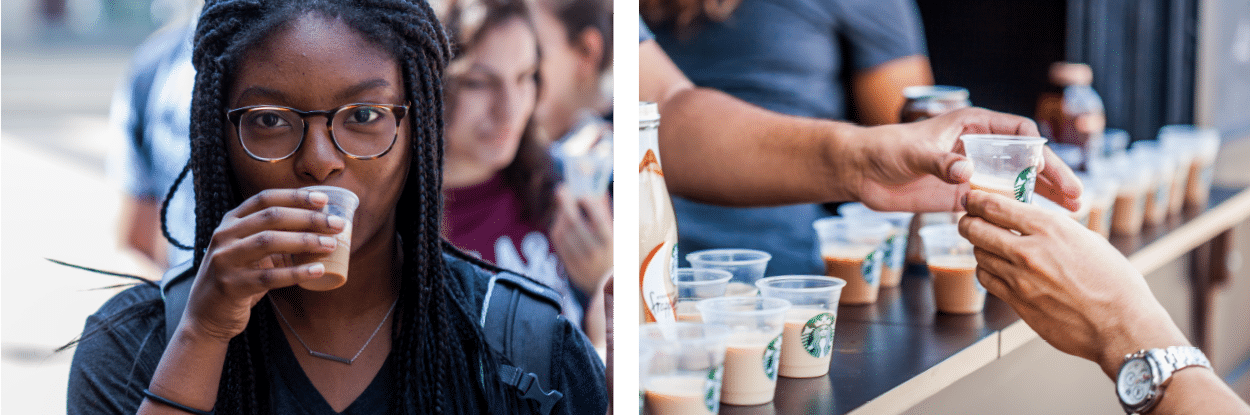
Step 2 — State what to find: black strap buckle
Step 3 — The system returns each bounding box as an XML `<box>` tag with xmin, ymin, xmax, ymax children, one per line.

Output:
<box><xmin>499</xmin><ymin>365</ymin><xmax>564</xmax><ymax>414</ymax></box>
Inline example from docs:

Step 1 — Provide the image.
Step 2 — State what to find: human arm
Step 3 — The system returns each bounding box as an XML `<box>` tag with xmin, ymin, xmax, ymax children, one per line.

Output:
<box><xmin>639</xmin><ymin>39</ymin><xmax>1081</xmax><ymax>211</ymax></box>
<box><xmin>120</xmin><ymin>196</ymin><xmax>168</xmax><ymax>269</ymax></box>
<box><xmin>139</xmin><ymin>189</ymin><xmax>343</xmax><ymax>413</ymax></box>
<box><xmin>850</xmin><ymin>55</ymin><xmax>933</xmax><ymax>126</ymax></box>
<box><xmin>958</xmin><ymin>190</ymin><xmax>1250</xmax><ymax>414</ymax></box>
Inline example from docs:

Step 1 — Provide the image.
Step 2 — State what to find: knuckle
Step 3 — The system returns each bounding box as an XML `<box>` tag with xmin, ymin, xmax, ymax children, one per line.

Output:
<box><xmin>254</xmin><ymin>232</ymin><xmax>274</xmax><ymax>249</ymax></box>
<box><xmin>257</xmin><ymin>269</ymin><xmax>276</xmax><ymax>287</ymax></box>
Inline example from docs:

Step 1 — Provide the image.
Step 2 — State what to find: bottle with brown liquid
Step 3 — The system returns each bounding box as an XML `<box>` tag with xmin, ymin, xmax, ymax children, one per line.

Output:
<box><xmin>639</xmin><ymin>102</ymin><xmax>679</xmax><ymax>323</ymax></box>
<box><xmin>899</xmin><ymin>85</ymin><xmax>971</xmax><ymax>123</ymax></box>
<box><xmin>1036</xmin><ymin>62</ymin><xmax>1105</xmax><ymax>171</ymax></box>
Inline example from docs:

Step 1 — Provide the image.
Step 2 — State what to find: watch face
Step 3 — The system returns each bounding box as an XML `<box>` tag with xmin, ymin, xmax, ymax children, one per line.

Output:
<box><xmin>1118</xmin><ymin>358</ymin><xmax>1154</xmax><ymax>405</ymax></box>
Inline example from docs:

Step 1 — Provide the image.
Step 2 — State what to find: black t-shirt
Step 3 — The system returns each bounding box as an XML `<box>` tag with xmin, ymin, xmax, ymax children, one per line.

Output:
<box><xmin>67</xmin><ymin>253</ymin><xmax>607</xmax><ymax>414</ymax></box>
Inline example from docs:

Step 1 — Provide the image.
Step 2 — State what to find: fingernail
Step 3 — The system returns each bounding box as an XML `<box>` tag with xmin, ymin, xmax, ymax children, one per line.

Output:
<box><xmin>319</xmin><ymin>236</ymin><xmax>336</xmax><ymax>248</ymax></box>
<box><xmin>327</xmin><ymin>215</ymin><xmax>347</xmax><ymax>230</ymax></box>
<box><xmin>308</xmin><ymin>263</ymin><xmax>325</xmax><ymax>275</ymax></box>
<box><xmin>309</xmin><ymin>191</ymin><xmax>329</xmax><ymax>205</ymax></box>
<box><xmin>950</xmin><ymin>160</ymin><xmax>972</xmax><ymax>180</ymax></box>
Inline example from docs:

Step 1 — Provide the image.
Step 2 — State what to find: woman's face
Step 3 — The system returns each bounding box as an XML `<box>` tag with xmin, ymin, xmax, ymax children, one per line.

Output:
<box><xmin>226</xmin><ymin>13</ymin><xmax>410</xmax><ymax>249</ymax></box>
<box><xmin>443</xmin><ymin>17</ymin><xmax>539</xmax><ymax>187</ymax></box>
<box><xmin>531</xmin><ymin>3</ymin><xmax>586</xmax><ymax>140</ymax></box>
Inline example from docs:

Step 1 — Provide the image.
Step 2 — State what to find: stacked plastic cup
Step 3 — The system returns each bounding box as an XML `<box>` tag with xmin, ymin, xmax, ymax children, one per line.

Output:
<box><xmin>837</xmin><ymin>203</ymin><xmax>915</xmax><ymax>288</ymax></box>
<box><xmin>960</xmin><ymin>134</ymin><xmax>1047</xmax><ymax>203</ymax></box>
<box><xmin>641</xmin><ymin>323</ymin><xmax>732</xmax><ymax>415</ymax></box>
<box><xmin>1159</xmin><ymin>125</ymin><xmax>1221</xmax><ymax>209</ymax></box>
<box><xmin>812</xmin><ymin>217</ymin><xmax>891</xmax><ymax>305</ymax></box>
<box><xmin>1131</xmin><ymin>141</ymin><xmax>1176</xmax><ymax>226</ymax></box>
<box><xmin>674</xmin><ymin>268</ymin><xmax>733</xmax><ymax>322</ymax></box>
<box><xmin>686</xmin><ymin>249</ymin><xmax>772</xmax><ymax>297</ymax></box>
<box><xmin>755</xmin><ymin>276</ymin><xmax>845</xmax><ymax>378</ymax></box>
<box><xmin>1096</xmin><ymin>152</ymin><xmax>1150</xmax><ymax>235</ymax></box>
<box><xmin>697</xmin><ymin>297</ymin><xmax>791</xmax><ymax>406</ymax></box>
<box><xmin>1079</xmin><ymin>173</ymin><xmax>1119</xmax><ymax>238</ymax></box>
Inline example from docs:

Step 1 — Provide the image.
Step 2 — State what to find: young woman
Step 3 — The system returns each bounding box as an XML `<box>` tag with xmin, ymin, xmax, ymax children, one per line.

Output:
<box><xmin>438</xmin><ymin>0</ymin><xmax>612</xmax><ymax>348</ymax></box>
<box><xmin>66</xmin><ymin>0</ymin><xmax>607</xmax><ymax>413</ymax></box>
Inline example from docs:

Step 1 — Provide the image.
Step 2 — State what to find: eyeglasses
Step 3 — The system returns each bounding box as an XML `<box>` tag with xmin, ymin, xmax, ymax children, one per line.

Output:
<box><xmin>226</xmin><ymin>103</ymin><xmax>409</xmax><ymax>162</ymax></box>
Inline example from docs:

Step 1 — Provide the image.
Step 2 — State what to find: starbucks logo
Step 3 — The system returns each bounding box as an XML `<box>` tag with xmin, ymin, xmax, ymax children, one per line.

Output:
<box><xmin>703</xmin><ymin>365</ymin><xmax>723</xmax><ymax>413</ymax></box>
<box><xmin>762</xmin><ymin>334</ymin><xmax>782</xmax><ymax>381</ymax></box>
<box><xmin>668</xmin><ymin>244</ymin><xmax>679</xmax><ymax>284</ymax></box>
<box><xmin>802</xmin><ymin>312</ymin><xmax>836</xmax><ymax>358</ymax></box>
<box><xmin>1014</xmin><ymin>166</ymin><xmax>1037</xmax><ymax>203</ymax></box>
<box><xmin>882</xmin><ymin>234</ymin><xmax>899</xmax><ymax>267</ymax></box>
<box><xmin>860</xmin><ymin>250</ymin><xmax>880</xmax><ymax>285</ymax></box>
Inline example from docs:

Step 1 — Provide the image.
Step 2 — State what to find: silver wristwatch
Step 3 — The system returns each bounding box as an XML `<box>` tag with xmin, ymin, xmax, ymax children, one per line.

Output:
<box><xmin>1116</xmin><ymin>346</ymin><xmax>1211</xmax><ymax>414</ymax></box>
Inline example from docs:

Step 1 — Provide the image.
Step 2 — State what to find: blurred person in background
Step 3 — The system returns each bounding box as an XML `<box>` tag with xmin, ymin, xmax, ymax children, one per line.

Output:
<box><xmin>530</xmin><ymin>0</ymin><xmax>613</xmax><ymax>140</ymax></box>
<box><xmin>108</xmin><ymin>5</ymin><xmax>200</xmax><ymax>273</ymax></box>
<box><xmin>438</xmin><ymin>0</ymin><xmax>612</xmax><ymax>349</ymax></box>
<box><xmin>641</xmin><ymin>0</ymin><xmax>935</xmax><ymax>275</ymax></box>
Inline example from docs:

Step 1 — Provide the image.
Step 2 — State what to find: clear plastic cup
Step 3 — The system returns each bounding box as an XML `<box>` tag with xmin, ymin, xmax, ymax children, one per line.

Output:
<box><xmin>686</xmin><ymin>249</ymin><xmax>772</xmax><ymax>297</ymax></box>
<box><xmin>1131</xmin><ymin>142</ymin><xmax>1176</xmax><ymax>225</ymax></box>
<box><xmin>697</xmin><ymin>297</ymin><xmax>791</xmax><ymax>406</ymax></box>
<box><xmin>641</xmin><ymin>323</ymin><xmax>732</xmax><ymax>415</ymax></box>
<box><xmin>755</xmin><ymin>276</ymin><xmax>845</xmax><ymax>378</ymax></box>
<box><xmin>1159</xmin><ymin>125</ymin><xmax>1221</xmax><ymax>208</ymax></box>
<box><xmin>1104</xmin><ymin>128</ymin><xmax>1130</xmax><ymax>157</ymax></box>
<box><xmin>905</xmin><ymin>212</ymin><xmax>960</xmax><ymax>266</ymax></box>
<box><xmin>812</xmin><ymin>217</ymin><xmax>891</xmax><ymax>305</ymax></box>
<box><xmin>961</xmin><ymin>134</ymin><xmax>1048</xmax><ymax>203</ymax></box>
<box><xmin>294</xmin><ymin>186</ymin><xmax>359</xmax><ymax>291</ymax></box>
<box><xmin>1078</xmin><ymin>173</ymin><xmax>1119</xmax><ymax>238</ymax></box>
<box><xmin>918</xmin><ymin>224</ymin><xmax>984</xmax><ymax>314</ymax></box>
<box><xmin>1096</xmin><ymin>153</ymin><xmax>1150</xmax><ymax>236</ymax></box>
<box><xmin>551</xmin><ymin>113</ymin><xmax>614</xmax><ymax>197</ymax></box>
<box><xmin>674</xmin><ymin>268</ymin><xmax>733</xmax><ymax>322</ymax></box>
<box><xmin>1035</xmin><ymin>191</ymin><xmax>1091</xmax><ymax>228</ymax></box>
<box><xmin>836</xmin><ymin>203</ymin><xmax>915</xmax><ymax>288</ymax></box>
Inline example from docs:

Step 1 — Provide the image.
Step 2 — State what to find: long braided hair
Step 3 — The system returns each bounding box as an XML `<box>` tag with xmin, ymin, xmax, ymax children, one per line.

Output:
<box><xmin>187</xmin><ymin>0</ymin><xmax>519</xmax><ymax>412</ymax></box>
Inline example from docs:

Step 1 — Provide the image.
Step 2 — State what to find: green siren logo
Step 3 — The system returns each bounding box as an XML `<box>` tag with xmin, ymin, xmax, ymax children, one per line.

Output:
<box><xmin>860</xmin><ymin>250</ymin><xmax>879</xmax><ymax>285</ymax></box>
<box><xmin>802</xmin><ymin>312</ymin><xmax>836</xmax><ymax>358</ymax></box>
<box><xmin>882</xmin><ymin>234</ymin><xmax>899</xmax><ymax>267</ymax></box>
<box><xmin>703</xmin><ymin>365</ymin><xmax>723</xmax><ymax>413</ymax></box>
<box><xmin>1013</xmin><ymin>166</ymin><xmax>1037</xmax><ymax>203</ymax></box>
<box><xmin>762</xmin><ymin>334</ymin><xmax>781</xmax><ymax>381</ymax></box>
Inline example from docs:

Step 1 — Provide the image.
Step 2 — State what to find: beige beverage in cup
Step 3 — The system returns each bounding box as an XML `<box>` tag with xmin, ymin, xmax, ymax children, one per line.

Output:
<box><xmin>837</xmin><ymin>204</ymin><xmax>913</xmax><ymax>288</ymax></box>
<box><xmin>294</xmin><ymin>186</ymin><xmax>359</xmax><ymax>291</ymax></box>
<box><xmin>721</xmin><ymin>332</ymin><xmax>781</xmax><ymax>406</ymax></box>
<box><xmin>757</xmin><ymin>276</ymin><xmax>844</xmax><ymax>378</ymax></box>
<box><xmin>920</xmin><ymin>225</ymin><xmax>984</xmax><ymax>314</ymax></box>
<box><xmin>822</xmin><ymin>246</ymin><xmax>879</xmax><ymax>305</ymax></box>
<box><xmin>961</xmin><ymin>134</ymin><xmax>1046</xmax><ymax>204</ymax></box>
<box><xmin>644</xmin><ymin>376</ymin><xmax>715</xmax><ymax>415</ymax></box>
<box><xmin>969</xmin><ymin>176</ymin><xmax>1016</xmax><ymax>200</ymax></box>
<box><xmin>698</xmin><ymin>297</ymin><xmax>789</xmax><ymax>406</ymax></box>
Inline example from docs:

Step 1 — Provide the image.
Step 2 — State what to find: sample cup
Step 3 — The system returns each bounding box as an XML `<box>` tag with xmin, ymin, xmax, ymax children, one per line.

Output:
<box><xmin>1079</xmin><ymin>173</ymin><xmax>1119</xmax><ymax>238</ymax></box>
<box><xmin>1101</xmin><ymin>153</ymin><xmax>1150</xmax><ymax>236</ymax></box>
<box><xmin>837</xmin><ymin>203</ymin><xmax>915</xmax><ymax>288</ymax></box>
<box><xmin>812</xmin><ymin>217</ymin><xmax>891</xmax><ymax>305</ymax></box>
<box><xmin>1160</xmin><ymin>125</ymin><xmax>1221</xmax><ymax>209</ymax></box>
<box><xmin>686</xmin><ymin>249</ymin><xmax>772</xmax><ymax>297</ymax></box>
<box><xmin>697</xmin><ymin>297</ymin><xmax>791</xmax><ymax>406</ymax></box>
<box><xmin>960</xmin><ymin>134</ymin><xmax>1047</xmax><ymax>203</ymax></box>
<box><xmin>919</xmin><ymin>224</ymin><xmax>984</xmax><ymax>314</ymax></box>
<box><xmin>551</xmin><ymin>113</ymin><xmax>614</xmax><ymax>197</ymax></box>
<box><xmin>904</xmin><ymin>212</ymin><xmax>960</xmax><ymax>266</ymax></box>
<box><xmin>674</xmin><ymin>268</ymin><xmax>733</xmax><ymax>322</ymax></box>
<box><xmin>1131</xmin><ymin>142</ymin><xmax>1175</xmax><ymax>226</ymax></box>
<box><xmin>755</xmin><ymin>276</ymin><xmax>845</xmax><ymax>378</ymax></box>
<box><xmin>294</xmin><ymin>186</ymin><xmax>359</xmax><ymax>291</ymax></box>
<box><xmin>641</xmin><ymin>323</ymin><xmax>732</xmax><ymax>415</ymax></box>
<box><xmin>1035</xmin><ymin>191</ymin><xmax>1090</xmax><ymax>228</ymax></box>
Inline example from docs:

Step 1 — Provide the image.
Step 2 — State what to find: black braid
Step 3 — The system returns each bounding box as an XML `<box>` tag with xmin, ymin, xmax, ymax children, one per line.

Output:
<box><xmin>158</xmin><ymin>161</ymin><xmax>193</xmax><ymax>250</ymax></box>
<box><xmin>185</xmin><ymin>0</ymin><xmax>521</xmax><ymax>413</ymax></box>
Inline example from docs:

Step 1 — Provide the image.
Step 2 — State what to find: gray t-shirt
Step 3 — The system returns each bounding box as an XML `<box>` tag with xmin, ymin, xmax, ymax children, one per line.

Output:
<box><xmin>647</xmin><ymin>0</ymin><xmax>927</xmax><ymax>274</ymax></box>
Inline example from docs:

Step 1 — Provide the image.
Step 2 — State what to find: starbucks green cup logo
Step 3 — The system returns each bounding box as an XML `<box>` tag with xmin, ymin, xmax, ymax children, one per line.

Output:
<box><xmin>860</xmin><ymin>250</ymin><xmax>880</xmax><ymax>285</ymax></box>
<box><xmin>801</xmin><ymin>312</ymin><xmax>836</xmax><ymax>358</ymax></box>
<box><xmin>762</xmin><ymin>334</ymin><xmax>782</xmax><ymax>381</ymax></box>
<box><xmin>703</xmin><ymin>365</ymin><xmax>723</xmax><ymax>413</ymax></box>
<box><xmin>1014</xmin><ymin>166</ymin><xmax>1037</xmax><ymax>203</ymax></box>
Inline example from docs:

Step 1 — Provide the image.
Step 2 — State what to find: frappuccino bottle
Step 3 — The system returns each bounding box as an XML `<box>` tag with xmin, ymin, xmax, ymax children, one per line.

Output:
<box><xmin>639</xmin><ymin>102</ymin><xmax>678</xmax><ymax>323</ymax></box>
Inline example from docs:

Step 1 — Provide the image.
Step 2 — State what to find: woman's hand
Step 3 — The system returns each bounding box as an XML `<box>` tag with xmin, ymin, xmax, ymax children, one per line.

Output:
<box><xmin>846</xmin><ymin>107</ymin><xmax>1083</xmax><ymax>213</ymax></box>
<box><xmin>181</xmin><ymin>188</ymin><xmax>346</xmax><ymax>343</ymax></box>
<box><xmin>550</xmin><ymin>186</ymin><xmax>613</xmax><ymax>295</ymax></box>
<box><xmin>958</xmin><ymin>190</ymin><xmax>1188</xmax><ymax>377</ymax></box>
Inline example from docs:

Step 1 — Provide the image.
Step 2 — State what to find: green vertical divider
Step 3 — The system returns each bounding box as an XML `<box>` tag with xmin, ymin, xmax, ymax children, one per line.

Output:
<box><xmin>612</xmin><ymin>2</ymin><xmax>640</xmax><ymax>412</ymax></box>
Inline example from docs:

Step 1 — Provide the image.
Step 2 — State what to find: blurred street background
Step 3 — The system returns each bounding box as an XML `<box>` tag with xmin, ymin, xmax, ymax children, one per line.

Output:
<box><xmin>3</xmin><ymin>0</ymin><xmax>200</xmax><ymax>412</ymax></box>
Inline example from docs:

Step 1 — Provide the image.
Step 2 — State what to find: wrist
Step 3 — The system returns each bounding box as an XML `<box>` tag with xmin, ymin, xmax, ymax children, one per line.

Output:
<box><xmin>1098</xmin><ymin>303</ymin><xmax>1190</xmax><ymax>379</ymax></box>
<box><xmin>822</xmin><ymin>120</ymin><xmax>870</xmax><ymax>202</ymax></box>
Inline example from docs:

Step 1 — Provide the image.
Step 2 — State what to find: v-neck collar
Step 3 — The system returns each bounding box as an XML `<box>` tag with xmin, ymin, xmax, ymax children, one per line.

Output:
<box><xmin>263</xmin><ymin>308</ymin><xmax>397</xmax><ymax>414</ymax></box>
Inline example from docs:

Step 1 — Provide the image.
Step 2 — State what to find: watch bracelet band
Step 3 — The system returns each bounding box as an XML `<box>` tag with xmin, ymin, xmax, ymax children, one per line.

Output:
<box><xmin>1147</xmin><ymin>346</ymin><xmax>1211</xmax><ymax>381</ymax></box>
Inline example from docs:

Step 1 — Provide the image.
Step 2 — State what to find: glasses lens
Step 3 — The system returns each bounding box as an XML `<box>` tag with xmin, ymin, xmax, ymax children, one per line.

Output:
<box><xmin>333</xmin><ymin>105</ymin><xmax>399</xmax><ymax>158</ymax></box>
<box><xmin>238</xmin><ymin>108</ymin><xmax>303</xmax><ymax>160</ymax></box>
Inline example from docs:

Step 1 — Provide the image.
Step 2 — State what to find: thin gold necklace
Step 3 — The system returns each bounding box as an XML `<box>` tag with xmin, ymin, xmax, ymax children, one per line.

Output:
<box><xmin>269</xmin><ymin>295</ymin><xmax>399</xmax><ymax>365</ymax></box>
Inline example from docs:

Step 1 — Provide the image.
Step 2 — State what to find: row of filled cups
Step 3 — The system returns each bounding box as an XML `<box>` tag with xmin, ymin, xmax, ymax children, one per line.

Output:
<box><xmin>1040</xmin><ymin>125</ymin><xmax>1221</xmax><ymax>237</ymax></box>
<box><xmin>679</xmin><ymin>205</ymin><xmax>983</xmax><ymax>316</ymax></box>
<box><xmin>641</xmin><ymin>280</ymin><xmax>839</xmax><ymax>414</ymax></box>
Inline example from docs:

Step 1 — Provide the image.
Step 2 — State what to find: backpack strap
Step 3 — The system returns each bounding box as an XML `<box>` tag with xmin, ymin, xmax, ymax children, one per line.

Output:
<box><xmin>160</xmin><ymin>258</ymin><xmax>196</xmax><ymax>342</ymax></box>
<box><xmin>481</xmin><ymin>272</ymin><xmax>565</xmax><ymax>414</ymax></box>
